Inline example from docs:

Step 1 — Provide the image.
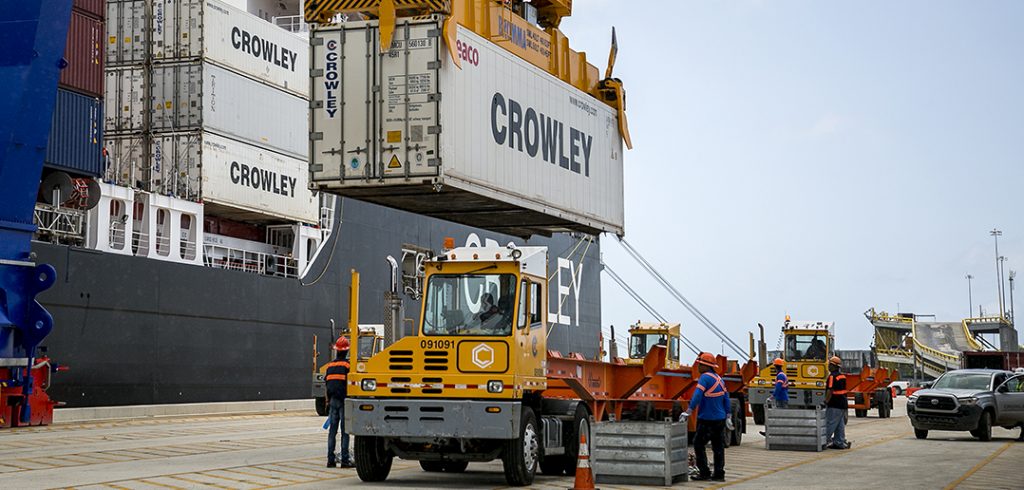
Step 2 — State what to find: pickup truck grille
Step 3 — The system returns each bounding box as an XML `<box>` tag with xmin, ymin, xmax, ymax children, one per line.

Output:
<box><xmin>917</xmin><ymin>395</ymin><xmax>957</xmax><ymax>411</ymax></box>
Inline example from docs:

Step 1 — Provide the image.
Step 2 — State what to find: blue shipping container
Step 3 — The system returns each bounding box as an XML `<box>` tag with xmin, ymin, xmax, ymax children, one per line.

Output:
<box><xmin>45</xmin><ymin>88</ymin><xmax>103</xmax><ymax>177</ymax></box>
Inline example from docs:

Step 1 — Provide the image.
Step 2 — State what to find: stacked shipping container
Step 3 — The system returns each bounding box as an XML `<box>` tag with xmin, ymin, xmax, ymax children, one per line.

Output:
<box><xmin>103</xmin><ymin>0</ymin><xmax>316</xmax><ymax>224</ymax></box>
<box><xmin>47</xmin><ymin>0</ymin><xmax>105</xmax><ymax>177</ymax></box>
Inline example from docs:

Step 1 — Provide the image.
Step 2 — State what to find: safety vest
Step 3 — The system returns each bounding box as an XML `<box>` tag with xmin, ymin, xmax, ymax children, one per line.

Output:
<box><xmin>325</xmin><ymin>360</ymin><xmax>349</xmax><ymax>381</ymax></box>
<box><xmin>325</xmin><ymin>360</ymin><xmax>349</xmax><ymax>399</ymax></box>
<box><xmin>775</xmin><ymin>371</ymin><xmax>788</xmax><ymax>387</ymax></box>
<box><xmin>697</xmin><ymin>372</ymin><xmax>728</xmax><ymax>398</ymax></box>
<box><xmin>827</xmin><ymin>373</ymin><xmax>847</xmax><ymax>395</ymax></box>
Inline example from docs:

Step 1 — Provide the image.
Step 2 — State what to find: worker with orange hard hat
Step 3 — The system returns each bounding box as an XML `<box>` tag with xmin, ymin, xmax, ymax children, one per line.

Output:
<box><xmin>825</xmin><ymin>355</ymin><xmax>851</xmax><ymax>450</ymax></box>
<box><xmin>686</xmin><ymin>352</ymin><xmax>730</xmax><ymax>482</ymax></box>
<box><xmin>325</xmin><ymin>336</ymin><xmax>353</xmax><ymax>467</ymax></box>
<box><xmin>771</xmin><ymin>358</ymin><xmax>790</xmax><ymax>409</ymax></box>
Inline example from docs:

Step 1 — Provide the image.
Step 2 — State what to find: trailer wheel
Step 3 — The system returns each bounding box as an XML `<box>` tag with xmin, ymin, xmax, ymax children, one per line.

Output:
<box><xmin>752</xmin><ymin>404</ymin><xmax>765</xmax><ymax>425</ymax></box>
<box><xmin>502</xmin><ymin>407</ymin><xmax>539</xmax><ymax>486</ymax></box>
<box><xmin>561</xmin><ymin>404</ymin><xmax>592</xmax><ymax>476</ymax></box>
<box><xmin>728</xmin><ymin>402</ymin><xmax>743</xmax><ymax>447</ymax></box>
<box><xmin>855</xmin><ymin>409</ymin><xmax>868</xmax><ymax>418</ymax></box>
<box><xmin>314</xmin><ymin>396</ymin><xmax>328</xmax><ymax>417</ymax></box>
<box><xmin>914</xmin><ymin>429</ymin><xmax>928</xmax><ymax>439</ymax></box>
<box><xmin>354</xmin><ymin>436</ymin><xmax>393</xmax><ymax>482</ymax></box>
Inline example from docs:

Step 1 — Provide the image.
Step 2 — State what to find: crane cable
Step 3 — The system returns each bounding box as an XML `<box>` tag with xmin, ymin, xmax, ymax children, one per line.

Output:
<box><xmin>616</xmin><ymin>236</ymin><xmax>748</xmax><ymax>359</ymax></box>
<box><xmin>602</xmin><ymin>262</ymin><xmax>702</xmax><ymax>356</ymax></box>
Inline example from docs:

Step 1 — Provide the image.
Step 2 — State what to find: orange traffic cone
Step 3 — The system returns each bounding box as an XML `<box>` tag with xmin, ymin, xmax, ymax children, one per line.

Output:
<box><xmin>569</xmin><ymin>431</ymin><xmax>598</xmax><ymax>490</ymax></box>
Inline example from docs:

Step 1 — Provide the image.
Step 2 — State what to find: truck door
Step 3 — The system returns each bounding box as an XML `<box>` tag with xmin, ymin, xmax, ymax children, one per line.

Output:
<box><xmin>994</xmin><ymin>374</ymin><xmax>1024</xmax><ymax>425</ymax></box>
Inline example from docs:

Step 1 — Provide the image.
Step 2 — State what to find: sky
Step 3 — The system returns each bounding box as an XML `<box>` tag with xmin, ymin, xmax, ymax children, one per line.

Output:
<box><xmin>557</xmin><ymin>1</ymin><xmax>1024</xmax><ymax>353</ymax></box>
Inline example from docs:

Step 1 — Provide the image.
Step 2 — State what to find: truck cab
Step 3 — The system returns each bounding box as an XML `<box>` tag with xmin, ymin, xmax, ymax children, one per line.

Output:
<box><xmin>625</xmin><ymin>322</ymin><xmax>683</xmax><ymax>370</ymax></box>
<box><xmin>749</xmin><ymin>319</ymin><xmax>834</xmax><ymax>422</ymax></box>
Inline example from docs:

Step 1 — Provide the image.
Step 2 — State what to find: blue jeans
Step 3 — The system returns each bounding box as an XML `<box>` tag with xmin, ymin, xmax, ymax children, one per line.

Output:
<box><xmin>825</xmin><ymin>407</ymin><xmax>846</xmax><ymax>447</ymax></box>
<box><xmin>327</xmin><ymin>397</ymin><xmax>350</xmax><ymax>463</ymax></box>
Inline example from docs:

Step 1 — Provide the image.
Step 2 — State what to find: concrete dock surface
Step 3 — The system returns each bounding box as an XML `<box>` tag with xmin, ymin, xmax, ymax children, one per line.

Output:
<box><xmin>1</xmin><ymin>398</ymin><xmax>1020</xmax><ymax>489</ymax></box>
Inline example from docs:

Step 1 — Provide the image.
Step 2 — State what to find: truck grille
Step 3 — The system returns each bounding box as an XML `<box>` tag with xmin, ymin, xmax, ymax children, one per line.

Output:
<box><xmin>424</xmin><ymin>350</ymin><xmax>449</xmax><ymax>371</ymax></box>
<box><xmin>917</xmin><ymin>395</ymin><xmax>957</xmax><ymax>411</ymax></box>
<box><xmin>388</xmin><ymin>350</ymin><xmax>414</xmax><ymax>371</ymax></box>
<box><xmin>387</xmin><ymin>349</ymin><xmax>449</xmax><ymax>372</ymax></box>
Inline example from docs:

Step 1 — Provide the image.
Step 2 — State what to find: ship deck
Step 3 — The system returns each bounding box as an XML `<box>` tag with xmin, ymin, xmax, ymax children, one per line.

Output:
<box><xmin>0</xmin><ymin>399</ymin><xmax>1019</xmax><ymax>489</ymax></box>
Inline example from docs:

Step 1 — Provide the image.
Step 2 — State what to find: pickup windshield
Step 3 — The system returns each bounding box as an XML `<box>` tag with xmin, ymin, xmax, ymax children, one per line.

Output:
<box><xmin>422</xmin><ymin>273</ymin><xmax>516</xmax><ymax>336</ymax></box>
<box><xmin>931</xmin><ymin>372</ymin><xmax>992</xmax><ymax>391</ymax></box>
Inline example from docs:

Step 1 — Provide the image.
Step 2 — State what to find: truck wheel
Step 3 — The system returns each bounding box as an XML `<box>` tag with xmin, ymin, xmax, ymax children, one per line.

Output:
<box><xmin>562</xmin><ymin>404</ymin><xmax>592</xmax><ymax>476</ymax></box>
<box><xmin>855</xmin><ymin>409</ymin><xmax>868</xmax><ymax>418</ymax></box>
<box><xmin>502</xmin><ymin>407</ymin><xmax>539</xmax><ymax>486</ymax></box>
<box><xmin>972</xmin><ymin>411</ymin><xmax>993</xmax><ymax>441</ymax></box>
<box><xmin>354</xmin><ymin>436</ymin><xmax>393</xmax><ymax>482</ymax></box>
<box><xmin>419</xmin><ymin>461</ymin><xmax>444</xmax><ymax>472</ymax></box>
<box><xmin>729</xmin><ymin>403</ymin><xmax>743</xmax><ymax>447</ymax></box>
<box><xmin>752</xmin><ymin>404</ymin><xmax>765</xmax><ymax>425</ymax></box>
<box><xmin>314</xmin><ymin>396</ymin><xmax>328</xmax><ymax>417</ymax></box>
<box><xmin>443</xmin><ymin>461</ymin><xmax>469</xmax><ymax>473</ymax></box>
<box><xmin>914</xmin><ymin>429</ymin><xmax>928</xmax><ymax>439</ymax></box>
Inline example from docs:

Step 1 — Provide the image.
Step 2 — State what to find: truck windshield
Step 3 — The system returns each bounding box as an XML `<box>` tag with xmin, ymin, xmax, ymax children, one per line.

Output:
<box><xmin>358</xmin><ymin>336</ymin><xmax>375</xmax><ymax>358</ymax></box>
<box><xmin>931</xmin><ymin>372</ymin><xmax>993</xmax><ymax>391</ymax></box>
<box><xmin>629</xmin><ymin>333</ymin><xmax>666</xmax><ymax>359</ymax></box>
<box><xmin>785</xmin><ymin>335</ymin><xmax>828</xmax><ymax>361</ymax></box>
<box><xmin>422</xmin><ymin>273</ymin><xmax>516</xmax><ymax>336</ymax></box>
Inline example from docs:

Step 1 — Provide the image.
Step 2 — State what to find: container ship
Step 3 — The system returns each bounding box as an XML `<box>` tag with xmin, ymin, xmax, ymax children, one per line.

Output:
<box><xmin>33</xmin><ymin>0</ymin><xmax>605</xmax><ymax>407</ymax></box>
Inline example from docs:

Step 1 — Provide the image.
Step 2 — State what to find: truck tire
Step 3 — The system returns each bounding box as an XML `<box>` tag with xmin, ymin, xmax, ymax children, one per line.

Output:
<box><xmin>443</xmin><ymin>461</ymin><xmax>469</xmax><ymax>473</ymax></box>
<box><xmin>419</xmin><ymin>461</ymin><xmax>444</xmax><ymax>472</ymax></box>
<box><xmin>915</xmin><ymin>428</ymin><xmax>928</xmax><ymax>439</ymax></box>
<box><xmin>502</xmin><ymin>407</ymin><xmax>539</xmax><ymax>486</ymax></box>
<box><xmin>855</xmin><ymin>409</ymin><xmax>868</xmax><ymax>418</ymax></box>
<box><xmin>354</xmin><ymin>436</ymin><xmax>393</xmax><ymax>482</ymax></box>
<box><xmin>314</xmin><ymin>396</ymin><xmax>328</xmax><ymax>417</ymax></box>
<box><xmin>972</xmin><ymin>411</ymin><xmax>993</xmax><ymax>441</ymax></box>
<box><xmin>728</xmin><ymin>402</ymin><xmax>743</xmax><ymax>447</ymax></box>
<box><xmin>752</xmin><ymin>404</ymin><xmax>765</xmax><ymax>425</ymax></box>
<box><xmin>562</xmin><ymin>403</ymin><xmax>592</xmax><ymax>476</ymax></box>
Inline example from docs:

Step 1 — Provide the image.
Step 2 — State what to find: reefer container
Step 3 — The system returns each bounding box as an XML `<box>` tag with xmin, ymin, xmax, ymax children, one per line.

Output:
<box><xmin>103</xmin><ymin>134</ymin><xmax>145</xmax><ymax>186</ymax></box>
<box><xmin>106</xmin><ymin>0</ymin><xmax>147</xmax><ymax>66</ymax></box>
<box><xmin>151</xmin><ymin>0</ymin><xmax>308</xmax><ymax>97</ymax></box>
<box><xmin>105</xmin><ymin>66</ymin><xmax>146</xmax><ymax>134</ymax></box>
<box><xmin>73</xmin><ymin>0</ymin><xmax>105</xmax><ymax>20</ymax></box>
<box><xmin>150</xmin><ymin>62</ymin><xmax>308</xmax><ymax>159</ymax></box>
<box><xmin>46</xmin><ymin>89</ymin><xmax>104</xmax><ymax>177</ymax></box>
<box><xmin>60</xmin><ymin>10</ymin><xmax>104</xmax><ymax>97</ymax></box>
<box><xmin>309</xmin><ymin>18</ymin><xmax>625</xmax><ymax>237</ymax></box>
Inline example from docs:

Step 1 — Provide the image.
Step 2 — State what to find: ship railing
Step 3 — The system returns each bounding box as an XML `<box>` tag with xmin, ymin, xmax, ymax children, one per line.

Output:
<box><xmin>131</xmin><ymin>229</ymin><xmax>150</xmax><ymax>255</ymax></box>
<box><xmin>202</xmin><ymin>244</ymin><xmax>300</xmax><ymax>278</ymax></box>
<box><xmin>108</xmin><ymin>222</ymin><xmax>128</xmax><ymax>250</ymax></box>
<box><xmin>864</xmin><ymin>307</ymin><xmax>914</xmax><ymax>325</ymax></box>
<box><xmin>33</xmin><ymin>203</ymin><xmax>86</xmax><ymax>244</ymax></box>
<box><xmin>272</xmin><ymin>15</ymin><xmax>309</xmax><ymax>34</ymax></box>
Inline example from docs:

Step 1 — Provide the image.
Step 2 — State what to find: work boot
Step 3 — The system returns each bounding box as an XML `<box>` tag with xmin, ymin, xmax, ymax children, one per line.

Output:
<box><xmin>711</xmin><ymin>475</ymin><xmax>726</xmax><ymax>482</ymax></box>
<box><xmin>691</xmin><ymin>474</ymin><xmax>713</xmax><ymax>481</ymax></box>
<box><xmin>327</xmin><ymin>461</ymin><xmax>336</xmax><ymax>468</ymax></box>
<box><xmin>340</xmin><ymin>459</ymin><xmax>354</xmax><ymax>468</ymax></box>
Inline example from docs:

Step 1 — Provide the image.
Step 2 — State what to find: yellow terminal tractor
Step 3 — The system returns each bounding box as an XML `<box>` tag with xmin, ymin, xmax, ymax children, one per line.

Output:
<box><xmin>749</xmin><ymin>318</ymin><xmax>834</xmax><ymax>423</ymax></box>
<box><xmin>624</xmin><ymin>322</ymin><xmax>683</xmax><ymax>370</ymax></box>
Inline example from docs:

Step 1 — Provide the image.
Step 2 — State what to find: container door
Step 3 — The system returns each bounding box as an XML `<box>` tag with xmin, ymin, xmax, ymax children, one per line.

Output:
<box><xmin>151</xmin><ymin>63</ymin><xmax>202</xmax><ymax>131</ymax></box>
<box><xmin>152</xmin><ymin>133</ymin><xmax>202</xmax><ymax>201</ymax></box>
<box><xmin>310</xmin><ymin>26</ymin><xmax>370</xmax><ymax>182</ymax></box>
<box><xmin>376</xmin><ymin>19</ymin><xmax>443</xmax><ymax>179</ymax></box>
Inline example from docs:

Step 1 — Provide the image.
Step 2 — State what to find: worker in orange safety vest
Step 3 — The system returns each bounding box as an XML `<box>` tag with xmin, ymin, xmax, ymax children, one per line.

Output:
<box><xmin>825</xmin><ymin>355</ymin><xmax>850</xmax><ymax>449</ymax></box>
<box><xmin>686</xmin><ymin>352</ymin><xmax>730</xmax><ymax>482</ymax></box>
<box><xmin>326</xmin><ymin>336</ymin><xmax>353</xmax><ymax>467</ymax></box>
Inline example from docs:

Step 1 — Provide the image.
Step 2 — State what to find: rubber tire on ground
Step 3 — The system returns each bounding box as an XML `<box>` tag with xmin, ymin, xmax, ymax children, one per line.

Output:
<box><xmin>752</xmin><ymin>404</ymin><xmax>765</xmax><ymax>425</ymax></box>
<box><xmin>914</xmin><ymin>428</ymin><xmax>928</xmax><ymax>440</ymax></box>
<box><xmin>443</xmin><ymin>461</ymin><xmax>469</xmax><ymax>473</ymax></box>
<box><xmin>561</xmin><ymin>403</ymin><xmax>592</xmax><ymax>476</ymax></box>
<box><xmin>972</xmin><ymin>411</ymin><xmax>993</xmax><ymax>441</ymax></box>
<box><xmin>354</xmin><ymin>436</ymin><xmax>393</xmax><ymax>482</ymax></box>
<box><xmin>314</xmin><ymin>396</ymin><xmax>328</xmax><ymax>417</ymax></box>
<box><xmin>632</xmin><ymin>401</ymin><xmax>655</xmax><ymax>421</ymax></box>
<box><xmin>878</xmin><ymin>403</ymin><xmax>890</xmax><ymax>419</ymax></box>
<box><xmin>419</xmin><ymin>461</ymin><xmax>445</xmax><ymax>472</ymax></box>
<box><xmin>729</xmin><ymin>402</ymin><xmax>743</xmax><ymax>447</ymax></box>
<box><xmin>502</xmin><ymin>407</ymin><xmax>539</xmax><ymax>486</ymax></box>
<box><xmin>855</xmin><ymin>409</ymin><xmax>868</xmax><ymax>418</ymax></box>
<box><xmin>894</xmin><ymin>386</ymin><xmax>903</xmax><ymax>396</ymax></box>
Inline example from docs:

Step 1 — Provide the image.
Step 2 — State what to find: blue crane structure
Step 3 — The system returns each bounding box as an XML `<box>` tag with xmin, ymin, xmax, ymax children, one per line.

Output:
<box><xmin>0</xmin><ymin>0</ymin><xmax>73</xmax><ymax>427</ymax></box>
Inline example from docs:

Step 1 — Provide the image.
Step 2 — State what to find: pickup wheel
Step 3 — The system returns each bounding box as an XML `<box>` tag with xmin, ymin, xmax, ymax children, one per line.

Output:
<box><xmin>752</xmin><ymin>404</ymin><xmax>765</xmax><ymax>425</ymax></box>
<box><xmin>314</xmin><ymin>396</ymin><xmax>328</xmax><ymax>417</ymax></box>
<box><xmin>419</xmin><ymin>461</ymin><xmax>444</xmax><ymax>472</ymax></box>
<box><xmin>972</xmin><ymin>411</ymin><xmax>993</xmax><ymax>441</ymax></box>
<box><xmin>502</xmin><ymin>407</ymin><xmax>539</xmax><ymax>486</ymax></box>
<box><xmin>443</xmin><ymin>461</ymin><xmax>469</xmax><ymax>473</ymax></box>
<box><xmin>354</xmin><ymin>436</ymin><xmax>393</xmax><ymax>482</ymax></box>
<box><xmin>915</xmin><ymin>429</ymin><xmax>928</xmax><ymax>439</ymax></box>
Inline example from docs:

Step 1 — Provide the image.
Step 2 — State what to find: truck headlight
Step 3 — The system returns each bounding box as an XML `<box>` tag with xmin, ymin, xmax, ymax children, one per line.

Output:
<box><xmin>487</xmin><ymin>380</ymin><xmax>504</xmax><ymax>393</ymax></box>
<box><xmin>361</xmin><ymin>379</ymin><xmax>377</xmax><ymax>392</ymax></box>
<box><xmin>958</xmin><ymin>396</ymin><xmax>978</xmax><ymax>405</ymax></box>
<box><xmin>815</xmin><ymin>381</ymin><xmax>824</xmax><ymax>387</ymax></box>
<box><xmin>907</xmin><ymin>395</ymin><xmax>918</xmax><ymax>405</ymax></box>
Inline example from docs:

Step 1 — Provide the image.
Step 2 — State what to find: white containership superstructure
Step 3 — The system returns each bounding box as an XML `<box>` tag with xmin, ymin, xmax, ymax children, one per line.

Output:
<box><xmin>31</xmin><ymin>0</ymin><xmax>607</xmax><ymax>406</ymax></box>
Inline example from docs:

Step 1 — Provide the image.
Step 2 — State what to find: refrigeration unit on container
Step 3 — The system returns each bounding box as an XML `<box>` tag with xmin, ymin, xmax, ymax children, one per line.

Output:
<box><xmin>150</xmin><ymin>62</ymin><xmax>308</xmax><ymax>159</ymax></box>
<box><xmin>104</xmin><ymin>66</ymin><xmax>146</xmax><ymax>134</ymax></box>
<box><xmin>106</xmin><ymin>0</ymin><xmax>147</xmax><ymax>66</ymax></box>
<box><xmin>309</xmin><ymin>18</ymin><xmax>625</xmax><ymax>238</ymax></box>
<box><xmin>151</xmin><ymin>0</ymin><xmax>308</xmax><ymax>97</ymax></box>
<box><xmin>126</xmin><ymin>132</ymin><xmax>319</xmax><ymax>224</ymax></box>
<box><xmin>60</xmin><ymin>9</ymin><xmax>104</xmax><ymax>97</ymax></box>
<box><xmin>46</xmin><ymin>89</ymin><xmax>104</xmax><ymax>177</ymax></box>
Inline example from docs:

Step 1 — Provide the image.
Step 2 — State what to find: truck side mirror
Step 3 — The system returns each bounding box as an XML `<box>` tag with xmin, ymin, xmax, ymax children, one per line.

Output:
<box><xmin>997</xmin><ymin>384</ymin><xmax>1009</xmax><ymax>394</ymax></box>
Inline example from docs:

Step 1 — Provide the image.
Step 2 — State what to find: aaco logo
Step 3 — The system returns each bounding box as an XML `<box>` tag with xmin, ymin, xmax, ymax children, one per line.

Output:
<box><xmin>456</xmin><ymin>40</ymin><xmax>479</xmax><ymax>66</ymax></box>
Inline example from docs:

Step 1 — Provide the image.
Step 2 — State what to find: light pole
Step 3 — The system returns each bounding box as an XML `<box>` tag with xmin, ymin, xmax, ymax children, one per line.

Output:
<box><xmin>999</xmin><ymin>256</ymin><xmax>1008</xmax><ymax>318</ymax></box>
<box><xmin>1010</xmin><ymin>270</ymin><xmax>1016</xmax><ymax>325</ymax></box>
<box><xmin>966</xmin><ymin>274</ymin><xmax>974</xmax><ymax>318</ymax></box>
<box><xmin>991</xmin><ymin>229</ymin><xmax>1004</xmax><ymax>318</ymax></box>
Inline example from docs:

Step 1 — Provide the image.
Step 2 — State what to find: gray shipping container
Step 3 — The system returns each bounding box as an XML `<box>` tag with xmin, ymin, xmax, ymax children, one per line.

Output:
<box><xmin>46</xmin><ymin>89</ymin><xmax>104</xmax><ymax>177</ymax></box>
<box><xmin>105</xmin><ymin>66</ymin><xmax>147</xmax><ymax>134</ymax></box>
<box><xmin>149</xmin><ymin>62</ymin><xmax>308</xmax><ymax>159</ymax></box>
<box><xmin>106</xmin><ymin>0</ymin><xmax>147</xmax><ymax>66</ymax></box>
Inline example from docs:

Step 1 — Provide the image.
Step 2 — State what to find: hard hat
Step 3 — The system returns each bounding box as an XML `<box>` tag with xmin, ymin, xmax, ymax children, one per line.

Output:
<box><xmin>829</xmin><ymin>355</ymin><xmax>841</xmax><ymax>366</ymax></box>
<box><xmin>773</xmin><ymin>358</ymin><xmax>785</xmax><ymax>367</ymax></box>
<box><xmin>697</xmin><ymin>352</ymin><xmax>717</xmax><ymax>368</ymax></box>
<box><xmin>333</xmin><ymin>336</ymin><xmax>350</xmax><ymax>351</ymax></box>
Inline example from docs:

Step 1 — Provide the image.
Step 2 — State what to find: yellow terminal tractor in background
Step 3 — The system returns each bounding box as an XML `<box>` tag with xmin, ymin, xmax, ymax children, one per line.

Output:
<box><xmin>624</xmin><ymin>322</ymin><xmax>683</xmax><ymax>370</ymax></box>
<box><xmin>312</xmin><ymin>323</ymin><xmax>384</xmax><ymax>416</ymax></box>
<box><xmin>749</xmin><ymin>318</ymin><xmax>834</xmax><ymax>423</ymax></box>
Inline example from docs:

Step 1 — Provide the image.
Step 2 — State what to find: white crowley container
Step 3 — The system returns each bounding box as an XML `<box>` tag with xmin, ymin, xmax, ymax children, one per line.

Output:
<box><xmin>150</xmin><ymin>61</ymin><xmax>309</xmax><ymax>159</ymax></box>
<box><xmin>151</xmin><ymin>0</ymin><xmax>309</xmax><ymax>97</ymax></box>
<box><xmin>309</xmin><ymin>18</ymin><xmax>625</xmax><ymax>237</ymax></box>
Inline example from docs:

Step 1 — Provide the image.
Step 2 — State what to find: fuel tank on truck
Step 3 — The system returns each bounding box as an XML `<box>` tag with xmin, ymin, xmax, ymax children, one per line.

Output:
<box><xmin>309</xmin><ymin>17</ymin><xmax>625</xmax><ymax>238</ymax></box>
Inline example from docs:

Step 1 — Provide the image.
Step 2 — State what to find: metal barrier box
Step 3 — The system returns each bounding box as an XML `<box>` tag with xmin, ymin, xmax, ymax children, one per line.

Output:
<box><xmin>592</xmin><ymin>419</ymin><xmax>688</xmax><ymax>486</ymax></box>
<box><xmin>765</xmin><ymin>406</ymin><xmax>828</xmax><ymax>451</ymax></box>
